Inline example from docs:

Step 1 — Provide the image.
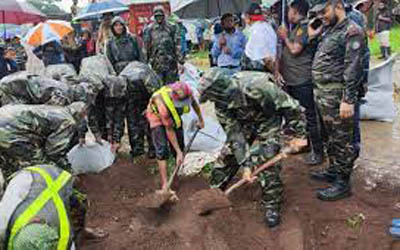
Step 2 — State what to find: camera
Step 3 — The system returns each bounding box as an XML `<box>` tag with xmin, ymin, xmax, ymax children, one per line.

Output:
<box><xmin>310</xmin><ymin>18</ymin><xmax>323</xmax><ymax>30</ymax></box>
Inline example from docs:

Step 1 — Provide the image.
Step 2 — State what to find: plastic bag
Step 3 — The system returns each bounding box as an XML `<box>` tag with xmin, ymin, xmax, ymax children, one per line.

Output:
<box><xmin>79</xmin><ymin>55</ymin><xmax>115</xmax><ymax>93</ymax></box>
<box><xmin>360</xmin><ymin>56</ymin><xmax>396</xmax><ymax>122</ymax></box>
<box><xmin>67</xmin><ymin>140</ymin><xmax>115</xmax><ymax>175</ymax></box>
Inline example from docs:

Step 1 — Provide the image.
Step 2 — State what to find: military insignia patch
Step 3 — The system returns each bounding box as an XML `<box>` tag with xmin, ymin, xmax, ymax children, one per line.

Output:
<box><xmin>352</xmin><ymin>41</ymin><xmax>361</xmax><ymax>50</ymax></box>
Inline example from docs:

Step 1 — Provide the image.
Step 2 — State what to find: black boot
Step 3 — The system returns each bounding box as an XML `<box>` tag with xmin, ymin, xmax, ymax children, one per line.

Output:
<box><xmin>317</xmin><ymin>177</ymin><xmax>351</xmax><ymax>201</ymax></box>
<box><xmin>310</xmin><ymin>169</ymin><xmax>337</xmax><ymax>183</ymax></box>
<box><xmin>304</xmin><ymin>152</ymin><xmax>324</xmax><ymax>166</ymax></box>
<box><xmin>264</xmin><ymin>209</ymin><xmax>281</xmax><ymax>228</ymax></box>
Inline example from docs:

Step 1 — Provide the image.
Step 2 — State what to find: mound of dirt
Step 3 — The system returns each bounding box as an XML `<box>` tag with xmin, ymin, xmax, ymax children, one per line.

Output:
<box><xmin>78</xmin><ymin>156</ymin><xmax>400</xmax><ymax>250</ymax></box>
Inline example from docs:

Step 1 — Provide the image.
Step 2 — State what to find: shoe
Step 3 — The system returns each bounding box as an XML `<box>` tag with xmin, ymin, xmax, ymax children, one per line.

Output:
<box><xmin>264</xmin><ymin>209</ymin><xmax>280</xmax><ymax>228</ymax></box>
<box><xmin>316</xmin><ymin>179</ymin><xmax>351</xmax><ymax>201</ymax></box>
<box><xmin>310</xmin><ymin>169</ymin><xmax>337</xmax><ymax>183</ymax></box>
<box><xmin>147</xmin><ymin>150</ymin><xmax>156</xmax><ymax>159</ymax></box>
<box><xmin>304</xmin><ymin>152</ymin><xmax>324</xmax><ymax>166</ymax></box>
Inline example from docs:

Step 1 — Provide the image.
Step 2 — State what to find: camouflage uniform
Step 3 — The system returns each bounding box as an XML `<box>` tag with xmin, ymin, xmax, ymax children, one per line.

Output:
<box><xmin>199</xmin><ymin>69</ymin><xmax>306</xmax><ymax>211</ymax></box>
<box><xmin>143</xmin><ymin>9</ymin><xmax>184</xmax><ymax>84</ymax></box>
<box><xmin>0</xmin><ymin>102</ymin><xmax>87</xmax><ymax>178</ymax></box>
<box><xmin>0</xmin><ymin>71</ymin><xmax>90</xmax><ymax>107</ymax></box>
<box><xmin>106</xmin><ymin>16</ymin><xmax>144</xmax><ymax>74</ymax></box>
<box><xmin>312</xmin><ymin>17</ymin><xmax>364</xmax><ymax>180</ymax></box>
<box><xmin>103</xmin><ymin>75</ymin><xmax>127</xmax><ymax>143</ymax></box>
<box><xmin>80</xmin><ymin>55</ymin><xmax>113</xmax><ymax>141</ymax></box>
<box><xmin>120</xmin><ymin>61</ymin><xmax>162</xmax><ymax>156</ymax></box>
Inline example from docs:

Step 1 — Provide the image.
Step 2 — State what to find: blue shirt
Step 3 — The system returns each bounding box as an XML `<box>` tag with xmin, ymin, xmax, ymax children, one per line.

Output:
<box><xmin>211</xmin><ymin>29</ymin><xmax>247</xmax><ymax>67</ymax></box>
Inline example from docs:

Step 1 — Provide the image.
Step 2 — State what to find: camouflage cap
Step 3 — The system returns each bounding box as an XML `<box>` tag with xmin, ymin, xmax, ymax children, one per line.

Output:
<box><xmin>310</xmin><ymin>0</ymin><xmax>338</xmax><ymax>12</ymax></box>
<box><xmin>153</xmin><ymin>5</ymin><xmax>165</xmax><ymax>16</ymax></box>
<box><xmin>198</xmin><ymin>68</ymin><xmax>232</xmax><ymax>103</ymax></box>
<box><xmin>13</xmin><ymin>223</ymin><xmax>58</xmax><ymax>250</ymax></box>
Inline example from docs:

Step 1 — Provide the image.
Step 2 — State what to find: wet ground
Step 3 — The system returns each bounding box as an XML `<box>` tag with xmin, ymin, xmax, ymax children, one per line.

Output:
<box><xmin>77</xmin><ymin>57</ymin><xmax>400</xmax><ymax>249</ymax></box>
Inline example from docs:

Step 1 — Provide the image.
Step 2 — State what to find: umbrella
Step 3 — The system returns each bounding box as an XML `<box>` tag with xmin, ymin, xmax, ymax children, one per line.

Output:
<box><xmin>23</xmin><ymin>20</ymin><xmax>73</xmax><ymax>46</ymax></box>
<box><xmin>73</xmin><ymin>0</ymin><xmax>129</xmax><ymax>22</ymax></box>
<box><xmin>173</xmin><ymin>0</ymin><xmax>262</xmax><ymax>19</ymax></box>
<box><xmin>0</xmin><ymin>0</ymin><xmax>46</xmax><ymax>25</ymax></box>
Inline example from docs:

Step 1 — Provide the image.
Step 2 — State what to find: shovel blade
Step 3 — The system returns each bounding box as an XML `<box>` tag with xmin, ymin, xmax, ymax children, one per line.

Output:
<box><xmin>189</xmin><ymin>189</ymin><xmax>232</xmax><ymax>215</ymax></box>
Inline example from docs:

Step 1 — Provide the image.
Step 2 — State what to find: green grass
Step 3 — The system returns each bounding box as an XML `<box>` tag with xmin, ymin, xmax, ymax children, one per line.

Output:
<box><xmin>369</xmin><ymin>25</ymin><xmax>400</xmax><ymax>58</ymax></box>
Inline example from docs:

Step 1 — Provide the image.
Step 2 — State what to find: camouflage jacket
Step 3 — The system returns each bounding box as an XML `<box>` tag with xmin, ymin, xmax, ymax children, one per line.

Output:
<box><xmin>143</xmin><ymin>22</ymin><xmax>184</xmax><ymax>72</ymax></box>
<box><xmin>213</xmin><ymin>71</ymin><xmax>306</xmax><ymax>166</ymax></box>
<box><xmin>0</xmin><ymin>72</ymin><xmax>88</xmax><ymax>106</ymax></box>
<box><xmin>312</xmin><ymin>17</ymin><xmax>365</xmax><ymax>104</ymax></box>
<box><xmin>106</xmin><ymin>33</ymin><xmax>144</xmax><ymax>74</ymax></box>
<box><xmin>0</xmin><ymin>103</ymin><xmax>87</xmax><ymax>166</ymax></box>
<box><xmin>119</xmin><ymin>61</ymin><xmax>163</xmax><ymax>98</ymax></box>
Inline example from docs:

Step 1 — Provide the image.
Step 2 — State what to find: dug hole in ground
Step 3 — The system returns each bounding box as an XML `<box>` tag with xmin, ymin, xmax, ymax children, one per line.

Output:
<box><xmin>77</xmin><ymin>59</ymin><xmax>400</xmax><ymax>250</ymax></box>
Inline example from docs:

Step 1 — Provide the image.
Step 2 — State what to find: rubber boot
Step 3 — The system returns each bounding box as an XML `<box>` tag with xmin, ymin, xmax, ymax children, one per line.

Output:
<box><xmin>316</xmin><ymin>176</ymin><xmax>352</xmax><ymax>201</ymax></box>
<box><xmin>310</xmin><ymin>169</ymin><xmax>337</xmax><ymax>183</ymax></box>
<box><xmin>264</xmin><ymin>209</ymin><xmax>281</xmax><ymax>228</ymax></box>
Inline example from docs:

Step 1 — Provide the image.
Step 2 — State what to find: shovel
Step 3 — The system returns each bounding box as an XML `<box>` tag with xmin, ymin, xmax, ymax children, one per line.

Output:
<box><xmin>137</xmin><ymin>128</ymin><xmax>200</xmax><ymax>209</ymax></box>
<box><xmin>190</xmin><ymin>147</ymin><xmax>294</xmax><ymax>215</ymax></box>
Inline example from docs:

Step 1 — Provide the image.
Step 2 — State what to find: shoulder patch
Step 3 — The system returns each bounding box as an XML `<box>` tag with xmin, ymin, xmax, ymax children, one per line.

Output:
<box><xmin>351</xmin><ymin>40</ymin><xmax>361</xmax><ymax>50</ymax></box>
<box><xmin>347</xmin><ymin>24</ymin><xmax>361</xmax><ymax>37</ymax></box>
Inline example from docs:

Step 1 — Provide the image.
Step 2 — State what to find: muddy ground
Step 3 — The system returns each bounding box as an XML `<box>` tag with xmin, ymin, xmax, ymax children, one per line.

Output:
<box><xmin>77</xmin><ymin>153</ymin><xmax>400</xmax><ymax>250</ymax></box>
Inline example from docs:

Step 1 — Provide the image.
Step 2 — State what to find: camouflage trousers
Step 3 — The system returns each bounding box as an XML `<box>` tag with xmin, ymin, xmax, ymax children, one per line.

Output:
<box><xmin>315</xmin><ymin>85</ymin><xmax>358</xmax><ymax>178</ymax></box>
<box><xmin>88</xmin><ymin>90</ymin><xmax>107</xmax><ymax>139</ymax></box>
<box><xmin>104</xmin><ymin>97</ymin><xmax>126</xmax><ymax>143</ymax></box>
<box><xmin>209</xmin><ymin>127</ymin><xmax>283</xmax><ymax>211</ymax></box>
<box><xmin>126</xmin><ymin>95</ymin><xmax>154</xmax><ymax>156</ymax></box>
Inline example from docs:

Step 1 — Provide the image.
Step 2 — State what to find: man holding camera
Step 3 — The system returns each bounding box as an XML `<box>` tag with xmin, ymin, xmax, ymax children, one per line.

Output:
<box><xmin>308</xmin><ymin>0</ymin><xmax>365</xmax><ymax>201</ymax></box>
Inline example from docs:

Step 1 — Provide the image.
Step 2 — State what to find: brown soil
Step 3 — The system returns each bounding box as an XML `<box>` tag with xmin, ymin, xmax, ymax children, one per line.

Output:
<box><xmin>78</xmin><ymin>155</ymin><xmax>400</xmax><ymax>250</ymax></box>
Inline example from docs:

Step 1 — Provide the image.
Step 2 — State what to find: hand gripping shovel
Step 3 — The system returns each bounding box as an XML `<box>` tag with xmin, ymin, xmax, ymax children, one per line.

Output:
<box><xmin>137</xmin><ymin>128</ymin><xmax>200</xmax><ymax>209</ymax></box>
<box><xmin>190</xmin><ymin>147</ymin><xmax>294</xmax><ymax>215</ymax></box>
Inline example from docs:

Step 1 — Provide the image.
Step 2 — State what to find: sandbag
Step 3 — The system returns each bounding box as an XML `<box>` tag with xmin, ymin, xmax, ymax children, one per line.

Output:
<box><xmin>67</xmin><ymin>140</ymin><xmax>115</xmax><ymax>175</ymax></box>
<box><xmin>360</xmin><ymin>56</ymin><xmax>396</xmax><ymax>122</ymax></box>
<box><xmin>45</xmin><ymin>63</ymin><xmax>78</xmax><ymax>85</ymax></box>
<box><xmin>180</xmin><ymin>62</ymin><xmax>203</xmax><ymax>90</ymax></box>
<box><xmin>182</xmin><ymin>111</ymin><xmax>226</xmax><ymax>153</ymax></box>
<box><xmin>79</xmin><ymin>55</ymin><xmax>115</xmax><ymax>93</ymax></box>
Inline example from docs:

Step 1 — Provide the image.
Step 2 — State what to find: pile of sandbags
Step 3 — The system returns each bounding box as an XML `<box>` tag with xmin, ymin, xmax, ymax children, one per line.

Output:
<box><xmin>45</xmin><ymin>63</ymin><xmax>78</xmax><ymax>85</ymax></box>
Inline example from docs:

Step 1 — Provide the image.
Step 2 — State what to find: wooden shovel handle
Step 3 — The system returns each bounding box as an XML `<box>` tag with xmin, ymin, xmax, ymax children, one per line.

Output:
<box><xmin>224</xmin><ymin>147</ymin><xmax>291</xmax><ymax>196</ymax></box>
<box><xmin>166</xmin><ymin>128</ymin><xmax>200</xmax><ymax>189</ymax></box>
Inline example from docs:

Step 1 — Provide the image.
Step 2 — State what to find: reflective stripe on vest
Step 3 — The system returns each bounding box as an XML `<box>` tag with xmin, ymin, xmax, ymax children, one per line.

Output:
<box><xmin>8</xmin><ymin>167</ymin><xmax>72</xmax><ymax>250</ymax></box>
<box><xmin>152</xmin><ymin>86</ymin><xmax>189</xmax><ymax>128</ymax></box>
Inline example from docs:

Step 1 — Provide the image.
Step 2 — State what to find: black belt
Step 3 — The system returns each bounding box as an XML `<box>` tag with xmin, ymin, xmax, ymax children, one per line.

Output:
<box><xmin>220</xmin><ymin>65</ymin><xmax>240</xmax><ymax>69</ymax></box>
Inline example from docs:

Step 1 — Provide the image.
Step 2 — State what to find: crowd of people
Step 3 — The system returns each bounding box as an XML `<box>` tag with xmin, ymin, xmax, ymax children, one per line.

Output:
<box><xmin>0</xmin><ymin>0</ymin><xmax>394</xmax><ymax>248</ymax></box>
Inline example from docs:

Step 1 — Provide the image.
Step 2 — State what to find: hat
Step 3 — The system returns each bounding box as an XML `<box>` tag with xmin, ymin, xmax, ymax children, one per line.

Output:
<box><xmin>170</xmin><ymin>82</ymin><xmax>193</xmax><ymax>100</ymax></box>
<box><xmin>310</xmin><ymin>0</ymin><xmax>330</xmax><ymax>12</ymax></box>
<box><xmin>153</xmin><ymin>5</ymin><xmax>165</xmax><ymax>16</ymax></box>
<box><xmin>13</xmin><ymin>223</ymin><xmax>59</xmax><ymax>250</ymax></box>
<box><xmin>246</xmin><ymin>3</ymin><xmax>262</xmax><ymax>15</ymax></box>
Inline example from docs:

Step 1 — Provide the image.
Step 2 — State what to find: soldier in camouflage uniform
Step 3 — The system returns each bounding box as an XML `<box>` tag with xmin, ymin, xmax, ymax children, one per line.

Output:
<box><xmin>308</xmin><ymin>0</ymin><xmax>365</xmax><ymax>201</ymax></box>
<box><xmin>143</xmin><ymin>6</ymin><xmax>185</xmax><ymax>84</ymax></box>
<box><xmin>120</xmin><ymin>61</ymin><xmax>163</xmax><ymax>158</ymax></box>
<box><xmin>0</xmin><ymin>102</ymin><xmax>88</xmax><ymax>179</ymax></box>
<box><xmin>0</xmin><ymin>72</ymin><xmax>91</xmax><ymax>107</ymax></box>
<box><xmin>198</xmin><ymin>68</ymin><xmax>306</xmax><ymax>227</ymax></box>
<box><xmin>106</xmin><ymin>16</ymin><xmax>144</xmax><ymax>74</ymax></box>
